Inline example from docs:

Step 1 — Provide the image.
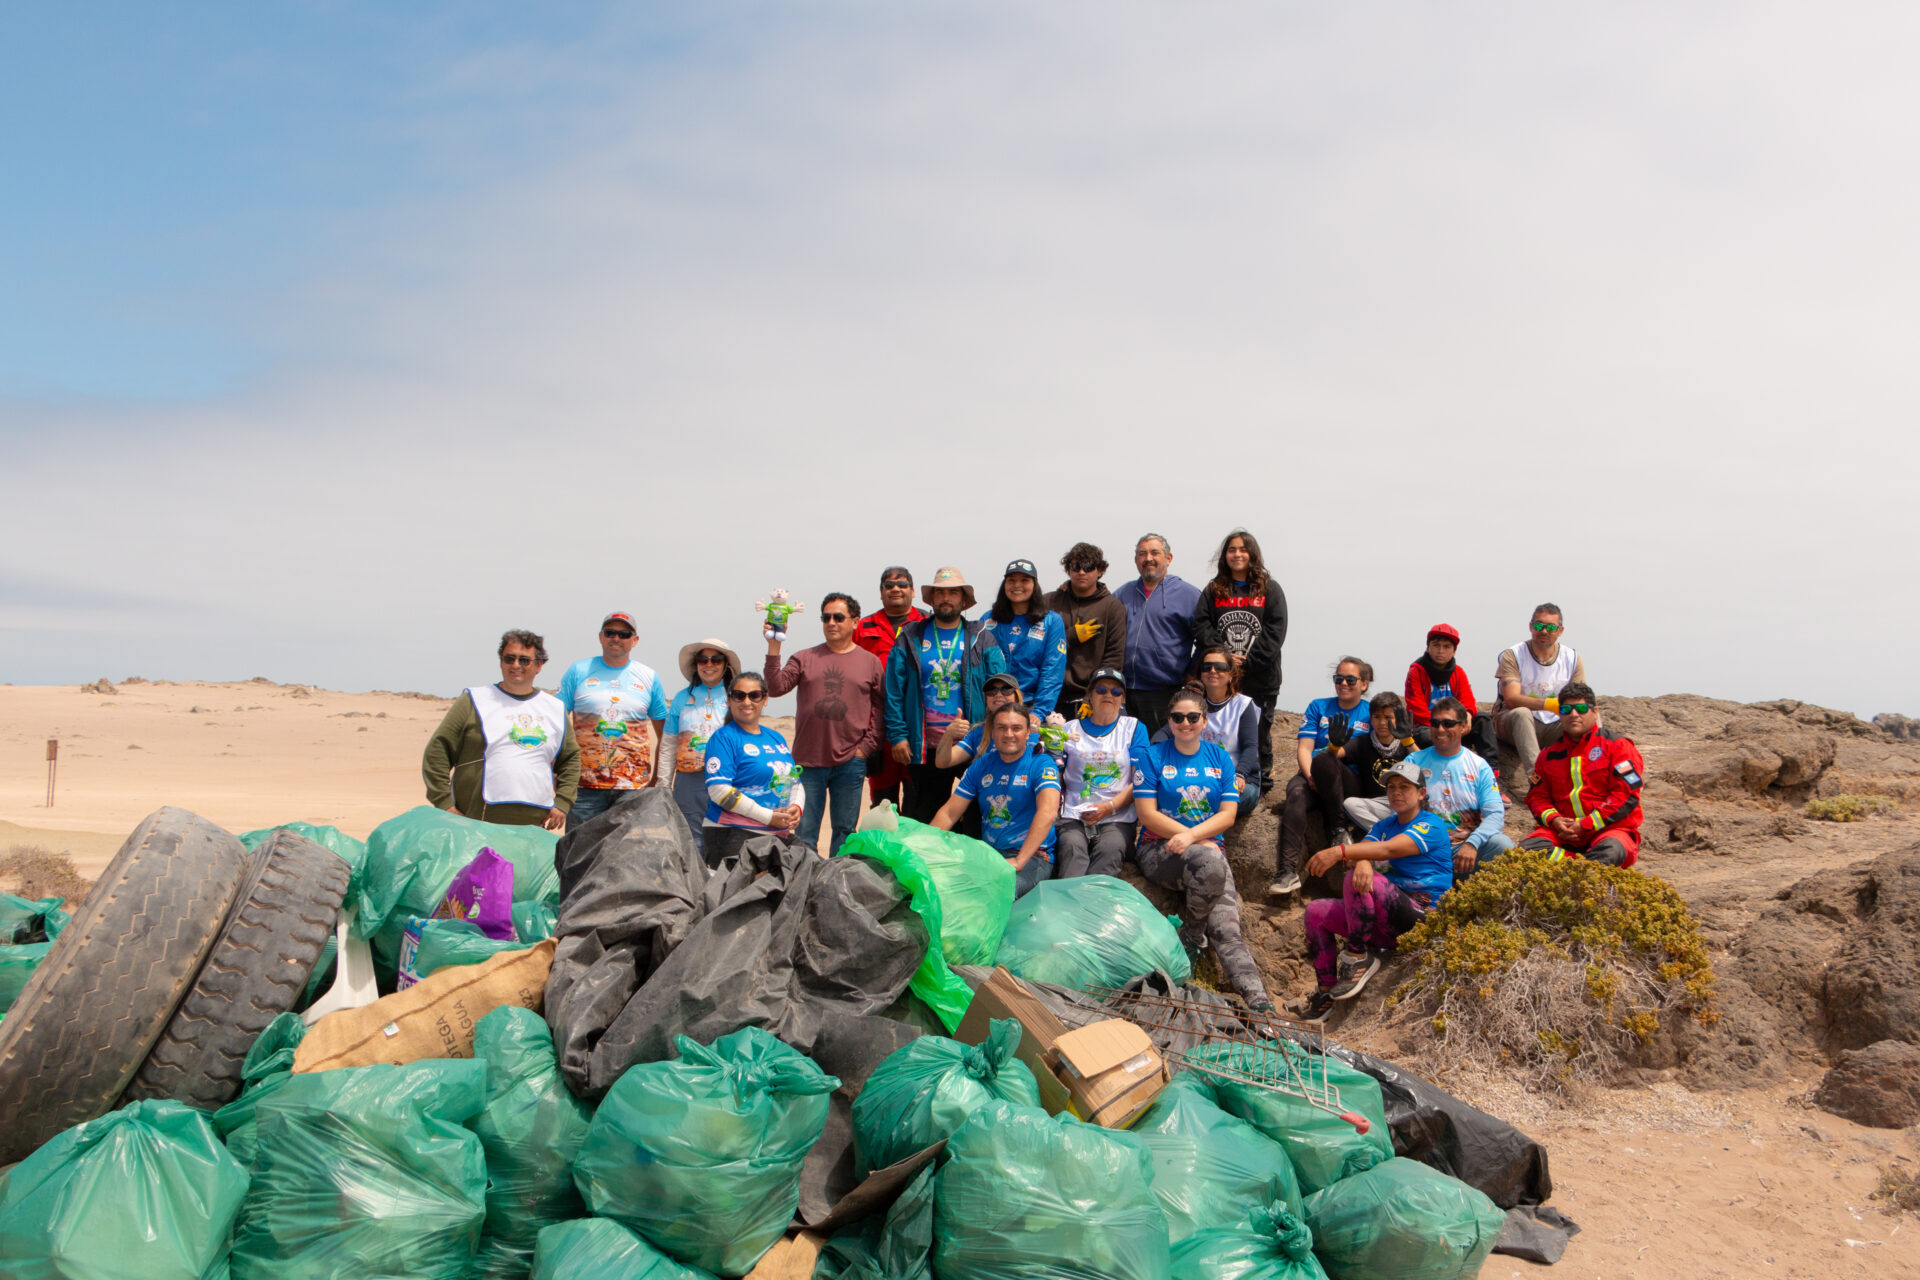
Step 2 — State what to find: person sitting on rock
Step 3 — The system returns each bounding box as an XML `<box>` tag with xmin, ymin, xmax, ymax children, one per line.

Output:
<box><xmin>1495</xmin><ymin>603</ymin><xmax>1587</xmax><ymax>776</ymax></box>
<box><xmin>1299</xmin><ymin>759</ymin><xmax>1451</xmax><ymax>1021</ymax></box>
<box><xmin>1333</xmin><ymin>690</ymin><xmax>1419</xmax><ymax>835</ymax></box>
<box><xmin>1405</xmin><ymin>623</ymin><xmax>1500</xmax><ymax>767</ymax></box>
<box><xmin>931</xmin><ymin>702</ymin><xmax>1062</xmax><ymax>897</ymax></box>
<box><xmin>1410</xmin><ymin>696</ymin><xmax>1517</xmax><ymax>880</ymax></box>
<box><xmin>1520</xmin><ymin>681</ymin><xmax>1645</xmax><ymax>868</ymax></box>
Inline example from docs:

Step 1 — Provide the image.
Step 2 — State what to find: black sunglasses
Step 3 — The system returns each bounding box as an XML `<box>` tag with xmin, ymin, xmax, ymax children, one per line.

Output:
<box><xmin>1199</xmin><ymin>661</ymin><xmax>1232</xmax><ymax>673</ymax></box>
<box><xmin>1067</xmin><ymin>561</ymin><xmax>1105</xmax><ymax>573</ymax></box>
<box><xmin>728</xmin><ymin>689</ymin><xmax>767</xmax><ymax>703</ymax></box>
<box><xmin>820</xmin><ymin>612</ymin><xmax>850</xmax><ymax>622</ymax></box>
<box><xmin>501</xmin><ymin>655</ymin><xmax>537</xmax><ymax>666</ymax></box>
<box><xmin>1430</xmin><ymin>718</ymin><xmax>1464</xmax><ymax>730</ymax></box>
<box><xmin>881</xmin><ymin>579</ymin><xmax>912</xmax><ymax>590</ymax></box>
<box><xmin>1167</xmin><ymin>711</ymin><xmax>1205</xmax><ymax>725</ymax></box>
<box><xmin>601</xmin><ymin>629</ymin><xmax>635</xmax><ymax>640</ymax></box>
<box><xmin>695</xmin><ymin>653</ymin><xmax>726</xmax><ymax>665</ymax></box>
<box><xmin>1332</xmin><ymin>674</ymin><xmax>1361</xmax><ymax>686</ymax></box>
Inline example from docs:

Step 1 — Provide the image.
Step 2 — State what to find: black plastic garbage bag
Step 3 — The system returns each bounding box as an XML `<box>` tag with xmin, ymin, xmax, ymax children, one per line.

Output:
<box><xmin>584</xmin><ymin>837</ymin><xmax>927</xmax><ymax>1096</ymax></box>
<box><xmin>814</xmin><ymin>1162</ymin><xmax>936</xmax><ymax>1280</ymax></box>
<box><xmin>544</xmin><ymin>789</ymin><xmax>711</xmax><ymax>1098</ymax></box>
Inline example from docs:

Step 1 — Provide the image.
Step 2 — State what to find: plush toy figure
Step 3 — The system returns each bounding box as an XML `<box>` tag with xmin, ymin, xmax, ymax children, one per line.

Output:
<box><xmin>756</xmin><ymin>588</ymin><xmax>806</xmax><ymax>642</ymax></box>
<box><xmin>1040</xmin><ymin>711</ymin><xmax>1069</xmax><ymax>755</ymax></box>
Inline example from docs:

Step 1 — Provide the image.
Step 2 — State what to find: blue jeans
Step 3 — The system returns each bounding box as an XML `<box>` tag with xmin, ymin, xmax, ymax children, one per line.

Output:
<box><xmin>568</xmin><ymin>786</ymin><xmax>631</xmax><ymax>828</ymax></box>
<box><xmin>1012</xmin><ymin>850</ymin><xmax>1055</xmax><ymax>898</ymax></box>
<box><xmin>1457</xmin><ymin>831</ymin><xmax>1517</xmax><ymax>879</ymax></box>
<box><xmin>799</xmin><ymin>758</ymin><xmax>868</xmax><ymax>856</ymax></box>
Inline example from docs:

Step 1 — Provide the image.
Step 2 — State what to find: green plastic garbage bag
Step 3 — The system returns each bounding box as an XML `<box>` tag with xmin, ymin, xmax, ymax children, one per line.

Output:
<box><xmin>511</xmin><ymin>899</ymin><xmax>557</xmax><ymax>941</ymax></box>
<box><xmin>355</xmin><ymin>806</ymin><xmax>561</xmax><ymax>977</ymax></box>
<box><xmin>229</xmin><ymin>1059</ymin><xmax>488</xmax><ymax>1280</ymax></box>
<box><xmin>212</xmin><ymin>1011</ymin><xmax>306</xmax><ymax>1169</ymax></box>
<box><xmin>837</xmin><ymin>830</ymin><xmax>975</xmax><ymax>1031</ymax></box>
<box><xmin>0</xmin><ymin>893</ymin><xmax>68</xmax><ymax>1017</ymax></box>
<box><xmin>1132</xmin><ymin>1072</ymin><xmax>1304</xmax><ymax>1241</ymax></box>
<box><xmin>892</xmin><ymin>817</ymin><xmax>1014</xmax><ymax>965</ymax></box>
<box><xmin>852</xmin><ymin>1019</ymin><xmax>1041</xmax><ymax>1176</ymax></box>
<box><xmin>397</xmin><ymin>916</ymin><xmax>529</xmax><ymax>987</ymax></box>
<box><xmin>1170</xmin><ymin>1205</ymin><xmax>1329</xmax><ymax>1280</ymax></box>
<box><xmin>814</xmin><ymin>1162</ymin><xmax>934</xmax><ymax>1280</ymax></box>
<box><xmin>1188</xmin><ymin>1041</ymin><xmax>1393</xmax><ymax>1195</ymax></box>
<box><xmin>470</xmin><ymin>1007</ymin><xmax>595</xmax><ymax>1280</ymax></box>
<box><xmin>0</xmin><ymin>1099</ymin><xmax>248</xmax><ymax>1280</ymax></box>
<box><xmin>572</xmin><ymin>1026</ymin><xmax>838</xmax><ymax>1277</ymax></box>
<box><xmin>993</xmin><ymin>875</ymin><xmax>1191</xmax><ymax>990</ymax></box>
<box><xmin>531</xmin><ymin>1219</ymin><xmax>716</xmax><ymax>1280</ymax></box>
<box><xmin>240</xmin><ymin>822</ymin><xmax>367</xmax><ymax>891</ymax></box>
<box><xmin>1303</xmin><ymin>1158</ymin><xmax>1506</xmax><ymax>1280</ymax></box>
<box><xmin>932</xmin><ymin>1100</ymin><xmax>1172</xmax><ymax>1280</ymax></box>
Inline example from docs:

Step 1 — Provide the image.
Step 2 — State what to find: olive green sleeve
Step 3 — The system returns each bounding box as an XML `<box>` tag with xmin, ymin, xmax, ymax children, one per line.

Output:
<box><xmin>552</xmin><ymin>715</ymin><xmax>581</xmax><ymax>812</ymax></box>
<box><xmin>423</xmin><ymin>693</ymin><xmax>476</xmax><ymax>809</ymax></box>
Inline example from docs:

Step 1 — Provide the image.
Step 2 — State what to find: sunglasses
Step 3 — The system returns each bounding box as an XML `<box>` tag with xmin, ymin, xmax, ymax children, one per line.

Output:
<box><xmin>728</xmin><ymin>689</ymin><xmax>767</xmax><ymax>703</ymax></box>
<box><xmin>1560</xmin><ymin>702</ymin><xmax>1593</xmax><ymax>715</ymax></box>
<box><xmin>1429</xmin><ymin>718</ymin><xmax>1464</xmax><ymax>730</ymax></box>
<box><xmin>601</xmin><ymin>629</ymin><xmax>635</xmax><ymax>640</ymax></box>
<box><xmin>1332</xmin><ymin>674</ymin><xmax>1361</xmax><ymax>687</ymax></box>
<box><xmin>1167</xmin><ymin>711</ymin><xmax>1205</xmax><ymax>725</ymax></box>
<box><xmin>820</xmin><ymin>612</ymin><xmax>850</xmax><ymax>622</ymax></box>
<box><xmin>695</xmin><ymin>654</ymin><xmax>726</xmax><ymax>665</ymax></box>
<box><xmin>1531</xmin><ymin>621</ymin><xmax>1562</xmax><ymax>634</ymax></box>
<box><xmin>1199</xmin><ymin>661</ymin><xmax>1232</xmax><ymax>674</ymax></box>
<box><xmin>881</xmin><ymin>580</ymin><xmax>912</xmax><ymax>590</ymax></box>
<box><xmin>501</xmin><ymin>655</ymin><xmax>537</xmax><ymax>667</ymax></box>
<box><xmin>1067</xmin><ymin>561</ymin><xmax>1104</xmax><ymax>573</ymax></box>
<box><xmin>1090</xmin><ymin>685</ymin><xmax>1125</xmax><ymax>698</ymax></box>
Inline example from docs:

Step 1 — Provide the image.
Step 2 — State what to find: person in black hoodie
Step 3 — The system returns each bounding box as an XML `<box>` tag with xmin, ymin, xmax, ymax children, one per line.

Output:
<box><xmin>1192</xmin><ymin>529</ymin><xmax>1288</xmax><ymax>794</ymax></box>
<box><xmin>1046</xmin><ymin>542</ymin><xmax>1128</xmax><ymax>718</ymax></box>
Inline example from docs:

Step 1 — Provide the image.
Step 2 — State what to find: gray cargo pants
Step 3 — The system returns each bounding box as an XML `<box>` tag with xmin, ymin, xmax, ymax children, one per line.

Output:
<box><xmin>1496</xmin><ymin>708</ymin><xmax>1566</xmax><ymax>775</ymax></box>
<box><xmin>1133</xmin><ymin>836</ymin><xmax>1270</xmax><ymax>1008</ymax></box>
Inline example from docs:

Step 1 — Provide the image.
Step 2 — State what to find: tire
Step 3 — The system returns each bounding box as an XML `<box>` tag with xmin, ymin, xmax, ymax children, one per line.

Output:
<box><xmin>124</xmin><ymin>829</ymin><xmax>352</xmax><ymax>1110</ymax></box>
<box><xmin>0</xmin><ymin>807</ymin><xmax>249</xmax><ymax>1164</ymax></box>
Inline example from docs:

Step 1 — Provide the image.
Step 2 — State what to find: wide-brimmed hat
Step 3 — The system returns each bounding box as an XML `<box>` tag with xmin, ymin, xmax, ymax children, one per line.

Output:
<box><xmin>921</xmin><ymin>566</ymin><xmax>977</xmax><ymax>610</ymax></box>
<box><xmin>677</xmin><ymin>638</ymin><xmax>744</xmax><ymax>685</ymax></box>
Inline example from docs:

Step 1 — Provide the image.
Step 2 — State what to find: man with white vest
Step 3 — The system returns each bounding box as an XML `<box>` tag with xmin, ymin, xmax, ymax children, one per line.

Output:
<box><xmin>423</xmin><ymin>629</ymin><xmax>580</xmax><ymax>829</ymax></box>
<box><xmin>1494</xmin><ymin>603</ymin><xmax>1588</xmax><ymax>776</ymax></box>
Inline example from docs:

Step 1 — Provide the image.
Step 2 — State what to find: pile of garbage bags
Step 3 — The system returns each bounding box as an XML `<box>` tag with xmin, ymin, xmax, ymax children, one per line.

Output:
<box><xmin>0</xmin><ymin>789</ymin><xmax>1554</xmax><ymax>1280</ymax></box>
<box><xmin>0</xmin><ymin>892</ymin><xmax>69</xmax><ymax>1018</ymax></box>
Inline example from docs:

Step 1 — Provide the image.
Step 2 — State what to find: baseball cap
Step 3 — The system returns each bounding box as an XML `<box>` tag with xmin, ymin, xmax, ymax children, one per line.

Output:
<box><xmin>983</xmin><ymin>671</ymin><xmax>1021</xmax><ymax>692</ymax></box>
<box><xmin>1003</xmin><ymin>558</ymin><xmax>1039</xmax><ymax>579</ymax></box>
<box><xmin>602</xmin><ymin>612</ymin><xmax>636</xmax><ymax>629</ymax></box>
<box><xmin>1381</xmin><ymin>760</ymin><xmax>1430</xmax><ymax>789</ymax></box>
<box><xmin>1087</xmin><ymin>667</ymin><xmax>1127</xmax><ymax>691</ymax></box>
<box><xmin>1427</xmin><ymin>623</ymin><xmax>1460</xmax><ymax>644</ymax></box>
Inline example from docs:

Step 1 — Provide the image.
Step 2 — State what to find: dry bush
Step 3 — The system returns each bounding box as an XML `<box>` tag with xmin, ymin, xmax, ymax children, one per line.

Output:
<box><xmin>0</xmin><ymin>846</ymin><xmax>95</xmax><ymax>908</ymax></box>
<box><xmin>1874</xmin><ymin>1166</ymin><xmax>1920</xmax><ymax>1215</ymax></box>
<box><xmin>1388</xmin><ymin>848</ymin><xmax>1716</xmax><ymax>1096</ymax></box>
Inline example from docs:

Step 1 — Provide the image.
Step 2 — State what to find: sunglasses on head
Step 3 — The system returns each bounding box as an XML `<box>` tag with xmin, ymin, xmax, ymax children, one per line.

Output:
<box><xmin>820</xmin><ymin>611</ymin><xmax>849</xmax><ymax>622</ymax></box>
<box><xmin>501</xmin><ymin>655</ymin><xmax>537</xmax><ymax>667</ymax></box>
<box><xmin>696</xmin><ymin>653</ymin><xmax>726</xmax><ymax>665</ymax></box>
<box><xmin>1430</xmin><ymin>718</ymin><xmax>1464</xmax><ymax>730</ymax></box>
<box><xmin>1199</xmin><ymin>661</ymin><xmax>1232</xmax><ymax>673</ymax></box>
<box><xmin>1531</xmin><ymin>621</ymin><xmax>1562</xmax><ymax>634</ymax></box>
<box><xmin>601</xmin><ymin>629</ymin><xmax>635</xmax><ymax>640</ymax></box>
<box><xmin>1560</xmin><ymin>701</ymin><xmax>1593</xmax><ymax>715</ymax></box>
<box><xmin>1332</xmin><ymin>674</ymin><xmax>1361</xmax><ymax>686</ymax></box>
<box><xmin>1167</xmin><ymin>711</ymin><xmax>1205</xmax><ymax>725</ymax></box>
<box><xmin>728</xmin><ymin>689</ymin><xmax>767</xmax><ymax>703</ymax></box>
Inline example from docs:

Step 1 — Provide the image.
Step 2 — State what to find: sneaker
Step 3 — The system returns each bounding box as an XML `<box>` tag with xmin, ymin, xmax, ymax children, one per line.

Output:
<box><xmin>1267</xmin><ymin>873</ymin><xmax>1302</xmax><ymax>897</ymax></box>
<box><xmin>1330</xmin><ymin>949</ymin><xmax>1381</xmax><ymax>1000</ymax></box>
<box><xmin>1301</xmin><ymin>989</ymin><xmax>1336</xmax><ymax>1022</ymax></box>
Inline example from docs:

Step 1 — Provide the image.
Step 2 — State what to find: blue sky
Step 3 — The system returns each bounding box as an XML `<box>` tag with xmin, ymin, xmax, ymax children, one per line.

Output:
<box><xmin>4</xmin><ymin>4</ymin><xmax>1918</xmax><ymax>717</ymax></box>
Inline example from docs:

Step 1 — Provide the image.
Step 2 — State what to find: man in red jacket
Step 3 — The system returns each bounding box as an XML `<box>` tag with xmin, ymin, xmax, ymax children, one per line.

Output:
<box><xmin>854</xmin><ymin>566</ymin><xmax>928</xmax><ymax>807</ymax></box>
<box><xmin>1520</xmin><ymin>682</ymin><xmax>1645</xmax><ymax>867</ymax></box>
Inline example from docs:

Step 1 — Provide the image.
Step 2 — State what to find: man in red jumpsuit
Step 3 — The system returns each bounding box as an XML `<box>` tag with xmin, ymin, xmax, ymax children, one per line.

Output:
<box><xmin>854</xmin><ymin>566</ymin><xmax>928</xmax><ymax>808</ymax></box>
<box><xmin>1520</xmin><ymin>682</ymin><xmax>1645</xmax><ymax>867</ymax></box>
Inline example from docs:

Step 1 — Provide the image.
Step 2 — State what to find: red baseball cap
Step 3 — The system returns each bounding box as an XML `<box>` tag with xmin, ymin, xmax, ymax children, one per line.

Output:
<box><xmin>1427</xmin><ymin>623</ymin><xmax>1461</xmax><ymax>644</ymax></box>
<box><xmin>601</xmin><ymin>612</ymin><xmax>636</xmax><ymax>629</ymax></box>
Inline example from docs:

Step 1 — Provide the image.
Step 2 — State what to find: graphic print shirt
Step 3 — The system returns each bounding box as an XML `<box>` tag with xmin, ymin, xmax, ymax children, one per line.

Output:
<box><xmin>666</xmin><ymin>684</ymin><xmax>729</xmax><ymax>773</ymax></box>
<box><xmin>702</xmin><ymin>721</ymin><xmax>799</xmax><ymax>830</ymax></box>
<box><xmin>917</xmin><ymin>623</ymin><xmax>968</xmax><ymax>754</ymax></box>
<box><xmin>955</xmin><ymin>747</ymin><xmax>1060</xmax><ymax>854</ymax></box>
<box><xmin>559</xmin><ymin>657</ymin><xmax>671</xmax><ymax>790</ymax></box>
<box><xmin>1134</xmin><ymin>740</ymin><xmax>1241</xmax><ymax>828</ymax></box>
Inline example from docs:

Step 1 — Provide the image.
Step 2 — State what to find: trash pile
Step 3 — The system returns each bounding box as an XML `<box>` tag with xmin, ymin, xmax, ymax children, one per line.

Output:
<box><xmin>0</xmin><ymin>795</ymin><xmax>1573</xmax><ymax>1278</ymax></box>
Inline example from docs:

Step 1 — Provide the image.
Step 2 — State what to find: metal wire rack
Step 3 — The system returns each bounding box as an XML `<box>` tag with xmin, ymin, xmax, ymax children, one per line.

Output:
<box><xmin>1066</xmin><ymin>985</ymin><xmax>1373</xmax><ymax>1133</ymax></box>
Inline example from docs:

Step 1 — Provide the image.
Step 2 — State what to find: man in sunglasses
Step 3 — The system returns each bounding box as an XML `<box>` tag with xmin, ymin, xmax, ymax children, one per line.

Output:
<box><xmin>1046</xmin><ymin>542</ymin><xmax>1127</xmax><ymax>717</ymax></box>
<box><xmin>558</xmin><ymin>611</ymin><xmax>671</xmax><ymax>827</ymax></box>
<box><xmin>1520</xmin><ymin>682</ymin><xmax>1646</xmax><ymax>868</ymax></box>
<box><xmin>1409</xmin><ymin>696</ymin><xmax>1516</xmax><ymax>879</ymax></box>
<box><xmin>765</xmin><ymin>591</ymin><xmax>884</xmax><ymax>855</ymax></box>
<box><xmin>1495</xmin><ymin>603</ymin><xmax>1587</xmax><ymax>777</ymax></box>
<box><xmin>423</xmin><ymin>629</ymin><xmax>579</xmax><ymax>829</ymax></box>
<box><xmin>854</xmin><ymin>567</ymin><xmax>927</xmax><ymax>807</ymax></box>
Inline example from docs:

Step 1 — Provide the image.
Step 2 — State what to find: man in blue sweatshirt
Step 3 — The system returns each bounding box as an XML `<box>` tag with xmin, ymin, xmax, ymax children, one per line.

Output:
<box><xmin>1116</xmin><ymin>533</ymin><xmax>1202</xmax><ymax>737</ymax></box>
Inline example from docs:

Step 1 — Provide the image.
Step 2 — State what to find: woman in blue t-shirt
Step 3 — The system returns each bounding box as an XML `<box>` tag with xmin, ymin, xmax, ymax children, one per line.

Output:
<box><xmin>1272</xmin><ymin>656</ymin><xmax>1374</xmax><ymax>898</ymax></box>
<box><xmin>664</xmin><ymin>637</ymin><xmax>739</xmax><ymax>856</ymax></box>
<box><xmin>1133</xmin><ymin>689</ymin><xmax>1273</xmax><ymax>1012</ymax></box>
<box><xmin>701</xmin><ymin>671</ymin><xmax>804</xmax><ymax>869</ymax></box>
<box><xmin>980</xmin><ymin>558</ymin><xmax>1068</xmax><ymax>717</ymax></box>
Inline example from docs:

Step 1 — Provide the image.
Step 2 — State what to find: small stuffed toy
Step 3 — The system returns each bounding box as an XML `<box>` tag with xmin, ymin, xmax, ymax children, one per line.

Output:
<box><xmin>1040</xmin><ymin>711</ymin><xmax>1069</xmax><ymax>755</ymax></box>
<box><xmin>756</xmin><ymin>588</ymin><xmax>806</xmax><ymax>642</ymax></box>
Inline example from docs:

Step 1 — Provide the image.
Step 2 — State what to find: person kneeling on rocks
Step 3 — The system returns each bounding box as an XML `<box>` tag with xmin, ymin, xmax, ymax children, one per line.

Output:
<box><xmin>1299</xmin><ymin>760</ymin><xmax>1451</xmax><ymax>1021</ymax></box>
<box><xmin>1133</xmin><ymin>687</ymin><xmax>1274</xmax><ymax>1013</ymax></box>
<box><xmin>1519</xmin><ymin>681</ymin><xmax>1645</xmax><ymax>868</ymax></box>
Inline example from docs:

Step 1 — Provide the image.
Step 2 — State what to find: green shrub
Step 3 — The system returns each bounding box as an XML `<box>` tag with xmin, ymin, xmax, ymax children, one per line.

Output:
<box><xmin>1805</xmin><ymin>794</ymin><xmax>1894</xmax><ymax>822</ymax></box>
<box><xmin>1390</xmin><ymin>848</ymin><xmax>1715</xmax><ymax>1093</ymax></box>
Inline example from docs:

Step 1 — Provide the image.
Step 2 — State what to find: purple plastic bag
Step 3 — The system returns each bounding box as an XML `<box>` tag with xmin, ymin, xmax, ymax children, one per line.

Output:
<box><xmin>433</xmin><ymin>846</ymin><xmax>517</xmax><ymax>941</ymax></box>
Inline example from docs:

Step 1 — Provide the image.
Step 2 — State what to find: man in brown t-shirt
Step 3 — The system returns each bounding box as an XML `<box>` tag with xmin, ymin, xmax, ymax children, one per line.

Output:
<box><xmin>765</xmin><ymin>591</ymin><xmax>885</xmax><ymax>854</ymax></box>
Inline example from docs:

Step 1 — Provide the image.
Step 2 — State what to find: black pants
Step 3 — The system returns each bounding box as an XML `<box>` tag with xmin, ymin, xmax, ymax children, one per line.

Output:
<box><xmin>1308</xmin><ymin>753</ymin><xmax>1364</xmax><ymax>838</ymax></box>
<box><xmin>1128</xmin><ymin>687</ymin><xmax>1178</xmax><ymax>739</ymax></box>
<box><xmin>1248</xmin><ymin>690</ymin><xmax>1279</xmax><ymax>793</ymax></box>
<box><xmin>904</xmin><ymin>760</ymin><xmax>979</xmax><ymax>837</ymax></box>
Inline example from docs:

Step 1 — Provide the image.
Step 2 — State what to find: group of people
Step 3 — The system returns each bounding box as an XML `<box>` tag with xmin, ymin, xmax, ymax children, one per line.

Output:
<box><xmin>421</xmin><ymin>531</ymin><xmax>1645</xmax><ymax>1020</ymax></box>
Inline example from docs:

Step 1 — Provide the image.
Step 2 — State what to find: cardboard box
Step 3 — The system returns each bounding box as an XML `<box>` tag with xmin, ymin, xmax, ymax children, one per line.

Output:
<box><xmin>293</xmin><ymin>939</ymin><xmax>554</xmax><ymax>1072</ymax></box>
<box><xmin>955</xmin><ymin>966</ymin><xmax>1167</xmax><ymax>1128</ymax></box>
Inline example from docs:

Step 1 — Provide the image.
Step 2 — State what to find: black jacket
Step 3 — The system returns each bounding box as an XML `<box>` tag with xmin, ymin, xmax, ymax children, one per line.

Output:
<box><xmin>1192</xmin><ymin>578</ymin><xmax>1289</xmax><ymax>698</ymax></box>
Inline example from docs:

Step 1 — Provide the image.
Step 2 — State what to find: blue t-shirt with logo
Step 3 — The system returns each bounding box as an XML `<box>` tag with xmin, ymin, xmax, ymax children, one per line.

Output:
<box><xmin>1133</xmin><ymin>740</ymin><xmax>1241</xmax><ymax>827</ymax></box>
<box><xmin>955</xmin><ymin>747</ymin><xmax>1060</xmax><ymax>855</ymax></box>
<box><xmin>917</xmin><ymin>623</ymin><xmax>968</xmax><ymax>747</ymax></box>
<box><xmin>982</xmin><ymin>611</ymin><xmax>1068</xmax><ymax>716</ymax></box>
<box><xmin>1364</xmin><ymin>809</ymin><xmax>1453</xmax><ymax>898</ymax></box>
<box><xmin>1298</xmin><ymin>696</ymin><xmax>1373</xmax><ymax>750</ymax></box>
<box><xmin>703</xmin><ymin>721</ymin><xmax>799</xmax><ymax>830</ymax></box>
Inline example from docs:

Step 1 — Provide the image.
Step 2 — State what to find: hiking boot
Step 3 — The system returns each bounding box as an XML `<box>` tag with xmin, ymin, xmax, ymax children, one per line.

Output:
<box><xmin>1301</xmin><ymin>989</ymin><xmax>1336</xmax><ymax>1023</ymax></box>
<box><xmin>1330</xmin><ymin>949</ymin><xmax>1381</xmax><ymax>1000</ymax></box>
<box><xmin>1178</xmin><ymin>925</ymin><xmax>1209</xmax><ymax>968</ymax></box>
<box><xmin>1267</xmin><ymin>873</ymin><xmax>1302</xmax><ymax>898</ymax></box>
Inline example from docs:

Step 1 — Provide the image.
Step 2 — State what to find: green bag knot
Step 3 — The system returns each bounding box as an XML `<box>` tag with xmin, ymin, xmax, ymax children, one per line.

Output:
<box><xmin>1252</xmin><ymin>1205</ymin><xmax>1315</xmax><ymax>1261</ymax></box>
<box><xmin>964</xmin><ymin>1018</ymin><xmax>1023</xmax><ymax>1082</ymax></box>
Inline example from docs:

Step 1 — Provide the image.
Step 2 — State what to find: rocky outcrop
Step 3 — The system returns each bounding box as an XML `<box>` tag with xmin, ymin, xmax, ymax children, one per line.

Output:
<box><xmin>1874</xmin><ymin>713</ymin><xmax>1920</xmax><ymax>741</ymax></box>
<box><xmin>1813</xmin><ymin>1040</ymin><xmax>1920</xmax><ymax>1128</ymax></box>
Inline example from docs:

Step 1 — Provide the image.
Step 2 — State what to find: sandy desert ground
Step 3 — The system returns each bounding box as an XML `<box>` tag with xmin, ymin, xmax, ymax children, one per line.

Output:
<box><xmin>4</xmin><ymin>678</ymin><xmax>1918</xmax><ymax>1278</ymax></box>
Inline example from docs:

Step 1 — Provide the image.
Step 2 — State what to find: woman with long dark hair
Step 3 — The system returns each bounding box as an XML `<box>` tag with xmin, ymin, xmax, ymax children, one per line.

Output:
<box><xmin>1184</xmin><ymin>643</ymin><xmax>1263</xmax><ymax>814</ymax></box>
<box><xmin>700</xmin><ymin>671</ymin><xmax>803</xmax><ymax>868</ymax></box>
<box><xmin>981</xmin><ymin>557</ymin><xmax>1068</xmax><ymax>717</ymax></box>
<box><xmin>663</xmin><ymin>638</ymin><xmax>740</xmax><ymax>854</ymax></box>
<box><xmin>1192</xmin><ymin>529</ymin><xmax>1288</xmax><ymax>795</ymax></box>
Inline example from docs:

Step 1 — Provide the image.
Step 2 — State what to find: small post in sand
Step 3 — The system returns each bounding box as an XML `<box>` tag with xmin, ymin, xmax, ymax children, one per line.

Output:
<box><xmin>45</xmin><ymin>738</ymin><xmax>58</xmax><ymax>807</ymax></box>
